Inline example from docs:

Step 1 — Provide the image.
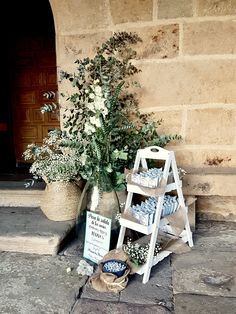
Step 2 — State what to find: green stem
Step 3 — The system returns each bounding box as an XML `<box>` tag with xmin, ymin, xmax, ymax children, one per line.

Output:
<box><xmin>75</xmin><ymin>180</ymin><xmax>90</xmax><ymax>236</ymax></box>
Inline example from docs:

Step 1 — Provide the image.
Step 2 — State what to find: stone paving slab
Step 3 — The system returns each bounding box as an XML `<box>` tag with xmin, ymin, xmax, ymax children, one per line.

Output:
<box><xmin>81</xmin><ymin>282</ymin><xmax>120</xmax><ymax>302</ymax></box>
<box><xmin>120</xmin><ymin>257</ymin><xmax>172</xmax><ymax>310</ymax></box>
<box><xmin>172</xmin><ymin>250</ymin><xmax>236</xmax><ymax>297</ymax></box>
<box><xmin>72</xmin><ymin>298</ymin><xmax>171</xmax><ymax>314</ymax></box>
<box><xmin>174</xmin><ymin>293</ymin><xmax>236</xmax><ymax>314</ymax></box>
<box><xmin>80</xmin><ymin>256</ymin><xmax>173</xmax><ymax>308</ymax></box>
<box><xmin>0</xmin><ymin>207</ymin><xmax>75</xmax><ymax>254</ymax></box>
<box><xmin>59</xmin><ymin>237</ymin><xmax>84</xmax><ymax>257</ymax></box>
<box><xmin>193</xmin><ymin>221</ymin><xmax>236</xmax><ymax>252</ymax></box>
<box><xmin>0</xmin><ymin>252</ymin><xmax>86</xmax><ymax>314</ymax></box>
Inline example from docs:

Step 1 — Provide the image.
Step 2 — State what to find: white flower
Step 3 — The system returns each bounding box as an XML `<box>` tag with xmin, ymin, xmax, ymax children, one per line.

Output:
<box><xmin>84</xmin><ymin>123</ymin><xmax>96</xmax><ymax>134</ymax></box>
<box><xmin>80</xmin><ymin>153</ymin><xmax>87</xmax><ymax>166</ymax></box>
<box><xmin>87</xmin><ymin>102</ymin><xmax>96</xmax><ymax>112</ymax></box>
<box><xmin>94</xmin><ymin>85</ymin><xmax>102</xmax><ymax>96</ymax></box>
<box><xmin>89</xmin><ymin>116</ymin><xmax>101</xmax><ymax>128</ymax></box>
<box><xmin>89</xmin><ymin>93</ymin><xmax>95</xmax><ymax>99</ymax></box>
<box><xmin>102</xmin><ymin>107</ymin><xmax>108</xmax><ymax>116</ymax></box>
<box><xmin>93</xmin><ymin>96</ymin><xmax>106</xmax><ymax>111</ymax></box>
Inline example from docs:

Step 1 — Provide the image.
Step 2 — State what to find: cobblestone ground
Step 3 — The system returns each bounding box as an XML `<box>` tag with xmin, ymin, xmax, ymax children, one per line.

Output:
<box><xmin>0</xmin><ymin>221</ymin><xmax>235</xmax><ymax>313</ymax></box>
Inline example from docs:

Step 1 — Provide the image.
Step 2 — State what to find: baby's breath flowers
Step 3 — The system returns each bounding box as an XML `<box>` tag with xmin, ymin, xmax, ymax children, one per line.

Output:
<box><xmin>123</xmin><ymin>238</ymin><xmax>161</xmax><ymax>265</ymax></box>
<box><xmin>23</xmin><ymin>129</ymin><xmax>80</xmax><ymax>183</ymax></box>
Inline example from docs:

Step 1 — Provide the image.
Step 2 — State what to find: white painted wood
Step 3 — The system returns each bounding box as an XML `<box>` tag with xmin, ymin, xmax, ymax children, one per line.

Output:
<box><xmin>117</xmin><ymin>146</ymin><xmax>193</xmax><ymax>283</ymax></box>
<box><xmin>138</xmin><ymin>146</ymin><xmax>170</xmax><ymax>160</ymax></box>
<box><xmin>136</xmin><ymin>250</ymin><xmax>172</xmax><ymax>275</ymax></box>
<box><xmin>126</xmin><ymin>181</ymin><xmax>182</xmax><ymax>196</ymax></box>
<box><xmin>119</xmin><ymin>217</ymin><xmax>153</xmax><ymax>235</ymax></box>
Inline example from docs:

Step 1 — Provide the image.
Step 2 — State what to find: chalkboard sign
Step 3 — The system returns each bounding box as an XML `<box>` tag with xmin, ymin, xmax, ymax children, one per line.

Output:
<box><xmin>83</xmin><ymin>211</ymin><xmax>112</xmax><ymax>264</ymax></box>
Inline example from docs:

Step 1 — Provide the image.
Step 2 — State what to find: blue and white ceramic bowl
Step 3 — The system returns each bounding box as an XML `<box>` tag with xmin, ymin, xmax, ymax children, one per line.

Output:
<box><xmin>102</xmin><ymin>259</ymin><xmax>127</xmax><ymax>277</ymax></box>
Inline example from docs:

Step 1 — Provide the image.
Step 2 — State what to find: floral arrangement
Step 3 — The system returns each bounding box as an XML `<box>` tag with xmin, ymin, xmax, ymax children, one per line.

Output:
<box><xmin>123</xmin><ymin>238</ymin><xmax>161</xmax><ymax>265</ymax></box>
<box><xmin>23</xmin><ymin>129</ymin><xmax>80</xmax><ymax>183</ymax></box>
<box><xmin>56</xmin><ymin>32</ymin><xmax>181</xmax><ymax>193</ymax></box>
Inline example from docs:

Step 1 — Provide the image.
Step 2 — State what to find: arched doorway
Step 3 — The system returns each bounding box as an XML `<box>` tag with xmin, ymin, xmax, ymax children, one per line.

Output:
<box><xmin>0</xmin><ymin>0</ymin><xmax>59</xmax><ymax>172</ymax></box>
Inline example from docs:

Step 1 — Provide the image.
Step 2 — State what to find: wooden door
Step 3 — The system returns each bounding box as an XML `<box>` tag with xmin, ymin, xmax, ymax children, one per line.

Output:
<box><xmin>11</xmin><ymin>34</ymin><xmax>59</xmax><ymax>163</ymax></box>
<box><xmin>2</xmin><ymin>0</ymin><xmax>60</xmax><ymax>165</ymax></box>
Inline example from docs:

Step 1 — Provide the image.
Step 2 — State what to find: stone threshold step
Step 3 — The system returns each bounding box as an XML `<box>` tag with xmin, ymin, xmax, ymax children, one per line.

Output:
<box><xmin>0</xmin><ymin>189</ymin><xmax>44</xmax><ymax>207</ymax></box>
<box><xmin>0</xmin><ymin>207</ymin><xmax>75</xmax><ymax>255</ymax></box>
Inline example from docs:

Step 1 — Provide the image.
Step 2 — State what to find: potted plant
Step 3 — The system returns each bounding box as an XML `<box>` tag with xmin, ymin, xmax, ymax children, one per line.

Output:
<box><xmin>23</xmin><ymin>129</ymin><xmax>82</xmax><ymax>221</ymax></box>
<box><xmin>55</xmin><ymin>32</ymin><xmax>181</xmax><ymax>230</ymax></box>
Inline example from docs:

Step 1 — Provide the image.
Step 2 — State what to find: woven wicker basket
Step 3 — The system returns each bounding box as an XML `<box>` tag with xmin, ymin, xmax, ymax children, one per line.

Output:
<box><xmin>40</xmin><ymin>181</ymin><xmax>81</xmax><ymax>221</ymax></box>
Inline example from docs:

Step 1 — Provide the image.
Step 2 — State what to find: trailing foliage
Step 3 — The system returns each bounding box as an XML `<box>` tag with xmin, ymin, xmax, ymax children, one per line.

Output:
<box><xmin>58</xmin><ymin>31</ymin><xmax>181</xmax><ymax>192</ymax></box>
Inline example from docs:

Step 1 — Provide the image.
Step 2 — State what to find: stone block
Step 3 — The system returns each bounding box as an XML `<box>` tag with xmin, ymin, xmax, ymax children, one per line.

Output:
<box><xmin>174</xmin><ymin>294</ymin><xmax>236</xmax><ymax>314</ymax></box>
<box><xmin>152</xmin><ymin>110</ymin><xmax>182</xmax><ymax>137</ymax></box>
<box><xmin>72</xmin><ymin>299</ymin><xmax>170</xmax><ymax>314</ymax></box>
<box><xmin>0</xmin><ymin>207</ymin><xmax>75</xmax><ymax>255</ymax></box>
<box><xmin>55</xmin><ymin>0</ymin><xmax>109</xmax><ymax>33</ymax></box>
<box><xmin>182</xmin><ymin>173</ymin><xmax>236</xmax><ymax>196</ymax></box>
<box><xmin>57</xmin><ymin>32</ymin><xmax>112</xmax><ymax>63</ymax></box>
<box><xmin>183</xmin><ymin>20</ymin><xmax>236</xmax><ymax>55</ymax></box>
<box><xmin>185</xmin><ymin>108</ymin><xmax>235</xmax><ymax>145</ymax></box>
<box><xmin>81</xmin><ymin>281</ymin><xmax>119</xmax><ymax>302</ymax></box>
<box><xmin>126</xmin><ymin>24</ymin><xmax>179</xmax><ymax>59</ymax></box>
<box><xmin>172</xmin><ymin>250</ymin><xmax>236</xmax><ymax>297</ymax></box>
<box><xmin>197</xmin><ymin>0</ymin><xmax>236</xmax><ymax>16</ymax></box>
<box><xmin>174</xmin><ymin>148</ymin><xmax>236</xmax><ymax>168</ymax></box>
<box><xmin>185</xmin><ymin>196</ymin><xmax>196</xmax><ymax>231</ymax></box>
<box><xmin>120</xmin><ymin>257</ymin><xmax>173</xmax><ymax>310</ymax></box>
<box><xmin>0</xmin><ymin>252</ymin><xmax>85</xmax><ymax>314</ymax></box>
<box><xmin>136</xmin><ymin>59</ymin><xmax>236</xmax><ymax>107</ymax></box>
<box><xmin>197</xmin><ymin>196</ymin><xmax>236</xmax><ymax>222</ymax></box>
<box><xmin>193</xmin><ymin>220</ymin><xmax>236</xmax><ymax>252</ymax></box>
<box><xmin>110</xmin><ymin>0</ymin><xmax>153</xmax><ymax>24</ymax></box>
<box><xmin>158</xmin><ymin>0</ymin><xmax>193</xmax><ymax>19</ymax></box>
<box><xmin>0</xmin><ymin>189</ymin><xmax>43</xmax><ymax>207</ymax></box>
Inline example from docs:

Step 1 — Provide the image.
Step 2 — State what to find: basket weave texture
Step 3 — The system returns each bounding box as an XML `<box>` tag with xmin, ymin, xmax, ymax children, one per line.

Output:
<box><xmin>40</xmin><ymin>181</ymin><xmax>81</xmax><ymax>221</ymax></box>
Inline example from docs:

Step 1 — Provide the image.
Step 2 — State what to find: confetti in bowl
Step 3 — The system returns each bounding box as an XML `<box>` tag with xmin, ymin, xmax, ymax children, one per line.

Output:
<box><xmin>102</xmin><ymin>259</ymin><xmax>127</xmax><ymax>277</ymax></box>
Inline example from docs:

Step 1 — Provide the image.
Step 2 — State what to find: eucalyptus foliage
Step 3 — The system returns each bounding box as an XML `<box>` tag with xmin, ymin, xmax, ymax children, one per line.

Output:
<box><xmin>59</xmin><ymin>32</ymin><xmax>181</xmax><ymax>192</ymax></box>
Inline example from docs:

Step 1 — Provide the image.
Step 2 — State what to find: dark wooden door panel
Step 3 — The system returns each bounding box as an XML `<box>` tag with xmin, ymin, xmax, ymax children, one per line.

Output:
<box><xmin>12</xmin><ymin>35</ymin><xmax>59</xmax><ymax>162</ymax></box>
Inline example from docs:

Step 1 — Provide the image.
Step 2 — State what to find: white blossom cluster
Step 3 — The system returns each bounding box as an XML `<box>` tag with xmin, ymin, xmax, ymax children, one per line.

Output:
<box><xmin>29</xmin><ymin>154</ymin><xmax>80</xmax><ymax>182</ymax></box>
<box><xmin>123</xmin><ymin>238</ymin><xmax>161</xmax><ymax>265</ymax></box>
<box><xmin>84</xmin><ymin>81</ymin><xmax>108</xmax><ymax>135</ymax></box>
<box><xmin>23</xmin><ymin>130</ymin><xmax>80</xmax><ymax>183</ymax></box>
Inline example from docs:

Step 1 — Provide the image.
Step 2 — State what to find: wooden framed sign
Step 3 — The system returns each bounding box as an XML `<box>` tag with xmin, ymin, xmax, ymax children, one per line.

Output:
<box><xmin>83</xmin><ymin>211</ymin><xmax>112</xmax><ymax>264</ymax></box>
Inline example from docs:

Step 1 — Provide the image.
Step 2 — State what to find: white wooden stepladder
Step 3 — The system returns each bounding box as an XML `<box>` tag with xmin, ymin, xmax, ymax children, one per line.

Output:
<box><xmin>116</xmin><ymin>146</ymin><xmax>193</xmax><ymax>284</ymax></box>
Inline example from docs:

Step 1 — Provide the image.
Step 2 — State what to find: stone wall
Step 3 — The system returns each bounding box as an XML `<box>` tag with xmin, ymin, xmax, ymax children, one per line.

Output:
<box><xmin>49</xmin><ymin>0</ymin><xmax>236</xmax><ymax>220</ymax></box>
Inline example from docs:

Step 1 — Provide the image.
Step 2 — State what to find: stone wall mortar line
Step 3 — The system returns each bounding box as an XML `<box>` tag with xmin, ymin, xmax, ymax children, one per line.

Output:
<box><xmin>192</xmin><ymin>0</ymin><xmax>198</xmax><ymax>17</ymax></box>
<box><xmin>168</xmin><ymin>145</ymin><xmax>236</xmax><ymax>150</ymax></box>
<box><xmin>132</xmin><ymin>54</ymin><xmax>236</xmax><ymax>65</ymax></box>
<box><xmin>179</xmin><ymin>21</ymin><xmax>183</xmax><ymax>56</ymax></box>
<box><xmin>104</xmin><ymin>0</ymin><xmax>114</xmax><ymax>28</ymax></box>
<box><xmin>140</xmin><ymin>103</ymin><xmax>236</xmax><ymax>112</ymax></box>
<box><xmin>111</xmin><ymin>14</ymin><xmax>236</xmax><ymax>27</ymax></box>
<box><xmin>56</xmin><ymin>15</ymin><xmax>236</xmax><ymax>36</ymax></box>
<box><xmin>152</xmin><ymin>0</ymin><xmax>158</xmax><ymax>22</ymax></box>
<box><xmin>234</xmin><ymin>112</ymin><xmax>236</xmax><ymax>145</ymax></box>
<box><xmin>181</xmin><ymin>109</ymin><xmax>188</xmax><ymax>144</ymax></box>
